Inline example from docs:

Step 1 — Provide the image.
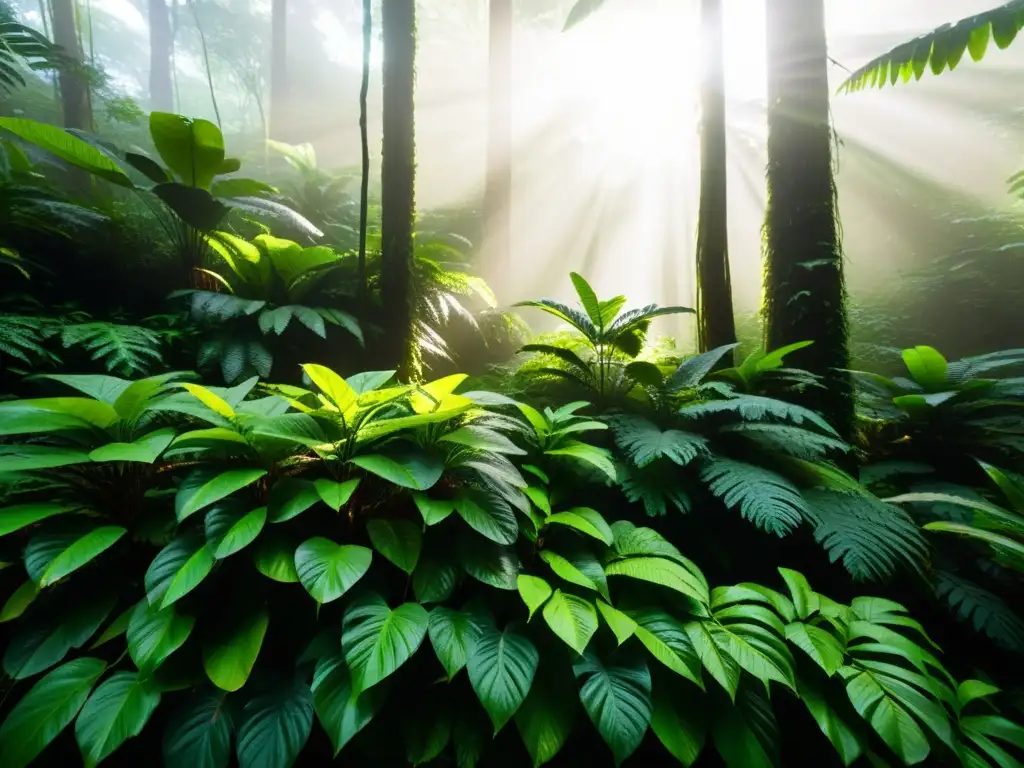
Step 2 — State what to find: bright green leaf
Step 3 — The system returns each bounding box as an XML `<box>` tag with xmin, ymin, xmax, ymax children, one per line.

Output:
<box><xmin>342</xmin><ymin>594</ymin><xmax>428</xmax><ymax>693</ymax></box>
<box><xmin>202</xmin><ymin>608</ymin><xmax>269</xmax><ymax>692</ymax></box>
<box><xmin>294</xmin><ymin>538</ymin><xmax>372</xmax><ymax>604</ymax></box>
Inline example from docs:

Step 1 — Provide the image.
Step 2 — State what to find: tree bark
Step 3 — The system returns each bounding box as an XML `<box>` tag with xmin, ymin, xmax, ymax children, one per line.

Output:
<box><xmin>763</xmin><ymin>0</ymin><xmax>852</xmax><ymax>436</ymax></box>
<box><xmin>695</xmin><ymin>0</ymin><xmax>736</xmax><ymax>360</ymax></box>
<box><xmin>380</xmin><ymin>0</ymin><xmax>416</xmax><ymax>377</ymax></box>
<box><xmin>148</xmin><ymin>0</ymin><xmax>174</xmax><ymax>112</ymax></box>
<box><xmin>51</xmin><ymin>0</ymin><xmax>90</xmax><ymax>129</ymax></box>
<box><xmin>269</xmin><ymin>0</ymin><xmax>288</xmax><ymax>139</ymax></box>
<box><xmin>484</xmin><ymin>0</ymin><xmax>513</xmax><ymax>283</ymax></box>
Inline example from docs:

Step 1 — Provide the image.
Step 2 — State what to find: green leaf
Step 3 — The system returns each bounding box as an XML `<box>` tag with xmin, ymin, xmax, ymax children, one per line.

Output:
<box><xmin>294</xmin><ymin>538</ymin><xmax>372</xmax><ymax>604</ymax></box>
<box><xmin>455</xmin><ymin>493</ymin><xmax>519</xmax><ymax>545</ymax></box>
<box><xmin>162</xmin><ymin>689</ymin><xmax>233</xmax><ymax>768</ymax></box>
<box><xmin>573</xmin><ymin>651</ymin><xmax>652</xmax><ymax>766</ymax></box>
<box><xmin>367</xmin><ymin>519</ymin><xmax>422</xmax><ymax>574</ymax></box>
<box><xmin>467</xmin><ymin>624</ymin><xmax>539</xmax><ymax>733</ymax></box>
<box><xmin>0</xmin><ymin>657</ymin><xmax>106</xmax><ymax>768</ymax></box>
<box><xmin>543</xmin><ymin>590</ymin><xmax>598</xmax><ymax>654</ymax></box>
<box><xmin>546</xmin><ymin>440</ymin><xmax>617</xmax><ymax>481</ymax></box>
<box><xmin>252</xmin><ymin>535</ymin><xmax>299</xmax><ymax>583</ymax></box>
<box><xmin>440</xmin><ymin>425</ymin><xmax>527</xmax><ymax>455</ymax></box>
<box><xmin>539</xmin><ymin>549</ymin><xmax>599</xmax><ymax>593</ymax></box>
<box><xmin>236</xmin><ymin>681</ymin><xmax>314</xmax><ymax>768</ymax></box>
<box><xmin>75</xmin><ymin>671</ymin><xmax>161</xmax><ymax>766</ymax></box>
<box><xmin>429</xmin><ymin>607</ymin><xmax>483</xmax><ymax>680</ymax></box>
<box><xmin>524</xmin><ymin>487</ymin><xmax>552</xmax><ymax>516</ymax></box>
<box><xmin>842</xmin><ymin>667</ymin><xmax>931</xmax><ymax>764</ymax></box>
<box><xmin>712</xmin><ymin>688</ymin><xmax>779</xmax><ymax>768</ymax></box>
<box><xmin>546</xmin><ymin>507</ymin><xmax>614</xmax><ymax>545</ymax></box>
<box><xmin>127</xmin><ymin>601</ymin><xmax>195</xmax><ymax>674</ymax></box>
<box><xmin>145</xmin><ymin>534</ymin><xmax>216</xmax><ymax>609</ymax></box>
<box><xmin>412</xmin><ymin>493</ymin><xmax>455</xmax><ymax>526</ymax></box>
<box><xmin>177</xmin><ymin>469</ymin><xmax>266</xmax><ymax>521</ymax></box>
<box><xmin>460</xmin><ymin>538</ymin><xmax>521</xmax><ymax>590</ymax></box>
<box><xmin>351</xmin><ymin>452</ymin><xmax>444</xmax><ymax>491</ymax></box>
<box><xmin>149</xmin><ymin>112</ymin><xmax>225</xmax><ymax>189</ymax></box>
<box><xmin>89</xmin><ymin>605</ymin><xmax>135</xmax><ymax>649</ymax></box>
<box><xmin>0</xmin><ymin>580</ymin><xmax>39</xmax><ymax>623</ymax></box>
<box><xmin>605</xmin><ymin>557</ymin><xmax>708</xmax><ymax>604</ymax></box>
<box><xmin>685</xmin><ymin>621</ymin><xmax>740</xmax><ymax>699</ymax></box>
<box><xmin>413</xmin><ymin>551</ymin><xmax>459</xmax><ymax>603</ymax></box>
<box><xmin>650</xmin><ymin>676</ymin><xmax>707</xmax><ymax>767</ymax></box>
<box><xmin>798</xmin><ymin>676</ymin><xmax>863</xmax><ymax>767</ymax></box>
<box><xmin>180</xmin><ymin>383</ymin><xmax>235</xmax><ymax>418</ymax></box>
<box><xmin>342</xmin><ymin>594</ymin><xmax>428</xmax><ymax>693</ymax></box>
<box><xmin>596</xmin><ymin>601</ymin><xmax>637</xmax><ymax>646</ymax></box>
<box><xmin>958</xmin><ymin>680</ymin><xmax>1001</xmax><ymax>709</ymax></box>
<box><xmin>313</xmin><ymin>478</ymin><xmax>360</xmax><ymax>512</ymax></box>
<box><xmin>4</xmin><ymin>596</ymin><xmax>114</xmax><ymax>679</ymax></box>
<box><xmin>631</xmin><ymin>609</ymin><xmax>703</xmax><ymax>688</ymax></box>
<box><xmin>301</xmin><ymin>363</ymin><xmax>357</xmax><ymax>412</ymax></box>
<box><xmin>517</xmin><ymin>575</ymin><xmax>553</xmax><ymax>621</ymax></box>
<box><xmin>778</xmin><ymin>568</ymin><xmax>819</xmax><ymax>620</ymax></box>
<box><xmin>268</xmin><ymin>479</ymin><xmax>321</xmax><ymax>523</ymax></box>
<box><xmin>785</xmin><ymin>623</ymin><xmax>845</xmax><ymax>676</ymax></box>
<box><xmin>312</xmin><ymin>655</ymin><xmax>385</xmax><ymax>756</ymax></box>
<box><xmin>205</xmin><ymin>506</ymin><xmax>267</xmax><ymax>559</ymax></box>
<box><xmin>902</xmin><ymin>346</ymin><xmax>948</xmax><ymax>391</ymax></box>
<box><xmin>0</xmin><ymin>502</ymin><xmax>79</xmax><ymax>536</ymax></box>
<box><xmin>515</xmin><ymin>660</ymin><xmax>578</xmax><ymax>768</ymax></box>
<box><xmin>89</xmin><ymin>428</ymin><xmax>177</xmax><ymax>464</ymax></box>
<box><xmin>33</xmin><ymin>526</ymin><xmax>126</xmax><ymax>588</ymax></box>
<box><xmin>0</xmin><ymin>118</ymin><xmax>133</xmax><ymax>187</ymax></box>
<box><xmin>202</xmin><ymin>608</ymin><xmax>269</xmax><ymax>692</ymax></box>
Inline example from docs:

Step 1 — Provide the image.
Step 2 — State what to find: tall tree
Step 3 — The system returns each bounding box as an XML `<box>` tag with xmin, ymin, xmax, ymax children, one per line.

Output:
<box><xmin>269</xmin><ymin>0</ymin><xmax>287</xmax><ymax>138</ymax></box>
<box><xmin>695</xmin><ymin>0</ymin><xmax>735</xmax><ymax>358</ymax></box>
<box><xmin>50</xmin><ymin>0</ymin><xmax>90</xmax><ymax>129</ymax></box>
<box><xmin>148</xmin><ymin>0</ymin><xmax>174</xmax><ymax>112</ymax></box>
<box><xmin>357</xmin><ymin>0</ymin><xmax>371</xmax><ymax>296</ymax></box>
<box><xmin>484</xmin><ymin>0</ymin><xmax>512</xmax><ymax>282</ymax></box>
<box><xmin>380</xmin><ymin>0</ymin><xmax>416</xmax><ymax>375</ymax></box>
<box><xmin>763</xmin><ymin>0</ymin><xmax>851</xmax><ymax>435</ymax></box>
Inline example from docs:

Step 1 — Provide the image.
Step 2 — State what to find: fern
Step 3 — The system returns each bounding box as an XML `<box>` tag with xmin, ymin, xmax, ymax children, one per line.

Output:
<box><xmin>700</xmin><ymin>458</ymin><xmax>809</xmax><ymax>537</ymax></box>
<box><xmin>61</xmin><ymin>322</ymin><xmax>163</xmax><ymax>376</ymax></box>
<box><xmin>721</xmin><ymin>423</ymin><xmax>850</xmax><ymax>460</ymax></box>
<box><xmin>619</xmin><ymin>462</ymin><xmax>692</xmax><ymax>517</ymax></box>
<box><xmin>0</xmin><ymin>314</ymin><xmax>59</xmax><ymax>369</ymax></box>
<box><xmin>934</xmin><ymin>570</ymin><xmax>1024</xmax><ymax>653</ymax></box>
<box><xmin>198</xmin><ymin>335</ymin><xmax>273</xmax><ymax>383</ymax></box>
<box><xmin>680</xmin><ymin>394</ymin><xmax>839</xmax><ymax>437</ymax></box>
<box><xmin>608</xmin><ymin>414</ymin><xmax>708</xmax><ymax>468</ymax></box>
<box><xmin>804</xmin><ymin>488</ymin><xmax>929</xmax><ymax>581</ymax></box>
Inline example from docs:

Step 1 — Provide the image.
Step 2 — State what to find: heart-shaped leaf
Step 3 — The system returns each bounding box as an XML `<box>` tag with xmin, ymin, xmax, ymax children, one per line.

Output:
<box><xmin>467</xmin><ymin>624</ymin><xmax>538</xmax><ymax>733</ymax></box>
<box><xmin>75</xmin><ymin>671</ymin><xmax>161</xmax><ymax>766</ymax></box>
<box><xmin>202</xmin><ymin>608</ymin><xmax>269</xmax><ymax>692</ymax></box>
<box><xmin>367</xmin><ymin>519</ymin><xmax>422</xmax><ymax>574</ymax></box>
<box><xmin>294</xmin><ymin>538</ymin><xmax>372</xmax><ymax>604</ymax></box>
<box><xmin>342</xmin><ymin>594</ymin><xmax>428</xmax><ymax>693</ymax></box>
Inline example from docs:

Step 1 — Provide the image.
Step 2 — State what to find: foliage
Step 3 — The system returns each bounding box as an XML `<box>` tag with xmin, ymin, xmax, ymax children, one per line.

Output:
<box><xmin>840</xmin><ymin>1</ymin><xmax>1024</xmax><ymax>93</ymax></box>
<box><xmin>0</xmin><ymin>6</ymin><xmax>68</xmax><ymax>93</ymax></box>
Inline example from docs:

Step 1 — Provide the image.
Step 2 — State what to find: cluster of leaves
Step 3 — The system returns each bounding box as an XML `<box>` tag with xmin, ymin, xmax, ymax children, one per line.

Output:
<box><xmin>0</xmin><ymin>3</ymin><xmax>70</xmax><ymax>94</ymax></box>
<box><xmin>2</xmin><ymin>365</ymin><xmax>1020</xmax><ymax>767</ymax></box>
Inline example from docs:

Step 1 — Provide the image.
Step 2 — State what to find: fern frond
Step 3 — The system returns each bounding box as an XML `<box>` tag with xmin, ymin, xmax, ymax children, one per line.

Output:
<box><xmin>619</xmin><ymin>461</ymin><xmax>692</xmax><ymax>517</ymax></box>
<box><xmin>61</xmin><ymin>322</ymin><xmax>163</xmax><ymax>376</ymax></box>
<box><xmin>934</xmin><ymin>570</ymin><xmax>1024</xmax><ymax>652</ymax></box>
<box><xmin>804</xmin><ymin>489</ymin><xmax>929</xmax><ymax>581</ymax></box>
<box><xmin>681</xmin><ymin>394</ymin><xmax>839</xmax><ymax>437</ymax></box>
<box><xmin>608</xmin><ymin>414</ymin><xmax>708</xmax><ymax>468</ymax></box>
<box><xmin>700</xmin><ymin>458</ymin><xmax>809</xmax><ymax>537</ymax></box>
<box><xmin>721</xmin><ymin>423</ymin><xmax>850</xmax><ymax>460</ymax></box>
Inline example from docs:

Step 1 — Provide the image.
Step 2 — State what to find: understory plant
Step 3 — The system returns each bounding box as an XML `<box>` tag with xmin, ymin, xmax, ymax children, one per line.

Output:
<box><xmin>1</xmin><ymin>366</ymin><xmax>1023</xmax><ymax>767</ymax></box>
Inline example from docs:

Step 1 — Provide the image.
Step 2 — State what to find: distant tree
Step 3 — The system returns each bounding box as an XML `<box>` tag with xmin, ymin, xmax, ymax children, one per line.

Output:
<box><xmin>148</xmin><ymin>0</ymin><xmax>174</xmax><ymax>111</ymax></box>
<box><xmin>50</xmin><ymin>0</ymin><xmax>90</xmax><ymax>128</ymax></box>
<box><xmin>380</xmin><ymin>0</ymin><xmax>416</xmax><ymax>375</ymax></box>
<box><xmin>357</xmin><ymin>0</ymin><xmax>371</xmax><ymax>296</ymax></box>
<box><xmin>484</xmin><ymin>0</ymin><xmax>512</xmax><ymax>282</ymax></box>
<box><xmin>762</xmin><ymin>0</ymin><xmax>852</xmax><ymax>436</ymax></box>
<box><xmin>269</xmin><ymin>0</ymin><xmax>287</xmax><ymax>138</ymax></box>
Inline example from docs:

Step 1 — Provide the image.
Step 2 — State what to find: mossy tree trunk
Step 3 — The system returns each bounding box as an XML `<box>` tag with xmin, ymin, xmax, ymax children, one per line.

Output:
<box><xmin>269</xmin><ymin>0</ymin><xmax>288</xmax><ymax>139</ymax></box>
<box><xmin>380</xmin><ymin>0</ymin><xmax>416</xmax><ymax>376</ymax></box>
<box><xmin>695</xmin><ymin>0</ymin><xmax>736</xmax><ymax>360</ymax></box>
<box><xmin>484</xmin><ymin>0</ymin><xmax>512</xmax><ymax>283</ymax></box>
<box><xmin>763</xmin><ymin>0</ymin><xmax>852</xmax><ymax>436</ymax></box>
<box><xmin>148</xmin><ymin>0</ymin><xmax>174</xmax><ymax>112</ymax></box>
<box><xmin>51</xmin><ymin>0</ymin><xmax>90</xmax><ymax>129</ymax></box>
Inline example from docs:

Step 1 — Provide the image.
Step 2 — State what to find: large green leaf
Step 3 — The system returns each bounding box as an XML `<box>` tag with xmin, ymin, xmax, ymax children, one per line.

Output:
<box><xmin>202</xmin><ymin>608</ymin><xmax>269</xmax><ymax>692</ymax></box>
<box><xmin>455</xmin><ymin>493</ymin><xmax>519</xmax><ymax>546</ymax></box>
<box><xmin>3</xmin><ymin>596</ymin><xmax>114</xmax><ymax>679</ymax></box>
<box><xmin>428</xmin><ymin>607</ymin><xmax>483</xmax><ymax>680</ymax></box>
<box><xmin>75</xmin><ymin>671</ymin><xmax>161</xmax><ymax>766</ymax></box>
<box><xmin>605</xmin><ymin>557</ymin><xmax>707</xmax><ymax>604</ymax></box>
<box><xmin>127</xmin><ymin>601</ymin><xmax>195</xmax><ymax>674</ymax></box>
<box><xmin>630</xmin><ymin>609</ymin><xmax>703</xmax><ymax>688</ymax></box>
<box><xmin>268</xmin><ymin>478</ymin><xmax>321</xmax><ymax>523</ymax></box>
<box><xmin>350</xmin><ymin>452</ymin><xmax>444</xmax><ymax>491</ymax></box>
<box><xmin>311</xmin><ymin>654</ymin><xmax>386</xmax><ymax>756</ymax></box>
<box><xmin>684</xmin><ymin>621</ymin><xmax>740</xmax><ymax>700</ymax></box>
<box><xmin>177</xmin><ymin>469</ymin><xmax>267</xmax><ymax>521</ymax></box>
<box><xmin>236</xmin><ymin>681</ymin><xmax>314</xmax><ymax>768</ymax></box>
<box><xmin>597</xmin><ymin>601</ymin><xmax>637</xmax><ymax>646</ymax></box>
<box><xmin>162</xmin><ymin>689</ymin><xmax>233</xmax><ymax>768</ymax></box>
<box><xmin>711</xmin><ymin>688</ymin><xmax>780</xmax><ymax>768</ymax></box>
<box><xmin>145</xmin><ymin>534</ymin><xmax>216</xmax><ymax>609</ymax></box>
<box><xmin>312</xmin><ymin>478</ymin><xmax>360</xmax><ymax>512</ymax></box>
<box><xmin>573</xmin><ymin>651</ymin><xmax>652</xmax><ymax>766</ymax></box>
<box><xmin>545</xmin><ymin>508</ymin><xmax>614</xmax><ymax>545</ymax></box>
<box><xmin>205</xmin><ymin>506</ymin><xmax>267</xmax><ymax>559</ymax></box>
<box><xmin>0</xmin><ymin>502</ymin><xmax>79</xmax><ymax>537</ymax></box>
<box><xmin>785</xmin><ymin>623</ymin><xmax>845</xmax><ymax>676</ymax></box>
<box><xmin>301</xmin><ymin>363</ymin><xmax>357</xmax><ymax>412</ymax></box>
<box><xmin>542</xmin><ymin>591</ymin><xmax>598</xmax><ymax>655</ymax></box>
<box><xmin>0</xmin><ymin>580</ymin><xmax>39</xmax><ymax>623</ymax></box>
<box><xmin>460</xmin><ymin>537</ymin><xmax>521</xmax><ymax>590</ymax></box>
<box><xmin>0</xmin><ymin>118</ymin><xmax>133</xmax><ymax>187</ymax></box>
<box><xmin>252</xmin><ymin>535</ymin><xmax>299</xmax><ymax>583</ymax></box>
<box><xmin>515</xmin><ymin>659</ymin><xmax>578</xmax><ymax>768</ymax></box>
<box><xmin>26</xmin><ymin>525</ymin><xmax>126</xmax><ymax>588</ymax></box>
<box><xmin>797</xmin><ymin>676</ymin><xmax>863</xmax><ymax>767</ymax></box>
<box><xmin>467</xmin><ymin>624</ymin><xmax>539</xmax><ymax>733</ymax></box>
<box><xmin>0</xmin><ymin>657</ymin><xmax>106</xmax><ymax>768</ymax></box>
<box><xmin>367</xmin><ymin>519</ymin><xmax>422</xmax><ymax>574</ymax></box>
<box><xmin>650</xmin><ymin>676</ymin><xmax>707</xmax><ymax>767</ymax></box>
<box><xmin>841</xmin><ymin>666</ymin><xmax>932</xmax><ymax>764</ymax></box>
<box><xmin>517</xmin><ymin>575</ymin><xmax>553</xmax><ymax>621</ymax></box>
<box><xmin>710</xmin><ymin>592</ymin><xmax>795</xmax><ymax>690</ymax></box>
<box><xmin>342</xmin><ymin>594</ymin><xmax>428</xmax><ymax>693</ymax></box>
<box><xmin>149</xmin><ymin>112</ymin><xmax>225</xmax><ymax>189</ymax></box>
<box><xmin>89</xmin><ymin>428</ymin><xmax>177</xmax><ymax>464</ymax></box>
<box><xmin>294</xmin><ymin>538</ymin><xmax>372</xmax><ymax>604</ymax></box>
<box><xmin>412</xmin><ymin>493</ymin><xmax>456</xmax><ymax>526</ymax></box>
<box><xmin>413</xmin><ymin>551</ymin><xmax>459</xmax><ymax>603</ymax></box>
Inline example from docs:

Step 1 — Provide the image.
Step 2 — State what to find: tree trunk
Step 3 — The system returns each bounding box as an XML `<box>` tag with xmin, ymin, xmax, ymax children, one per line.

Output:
<box><xmin>357</xmin><ymin>0</ymin><xmax>371</xmax><ymax>298</ymax></box>
<box><xmin>51</xmin><ymin>0</ymin><xmax>90</xmax><ymax>129</ymax></box>
<box><xmin>148</xmin><ymin>0</ymin><xmax>174</xmax><ymax>112</ymax></box>
<box><xmin>269</xmin><ymin>0</ymin><xmax>288</xmax><ymax>139</ymax></box>
<box><xmin>695</xmin><ymin>0</ymin><xmax>736</xmax><ymax>360</ymax></box>
<box><xmin>763</xmin><ymin>0</ymin><xmax>852</xmax><ymax>436</ymax></box>
<box><xmin>380</xmin><ymin>0</ymin><xmax>416</xmax><ymax>377</ymax></box>
<box><xmin>483</xmin><ymin>0</ymin><xmax>512</xmax><ymax>283</ymax></box>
